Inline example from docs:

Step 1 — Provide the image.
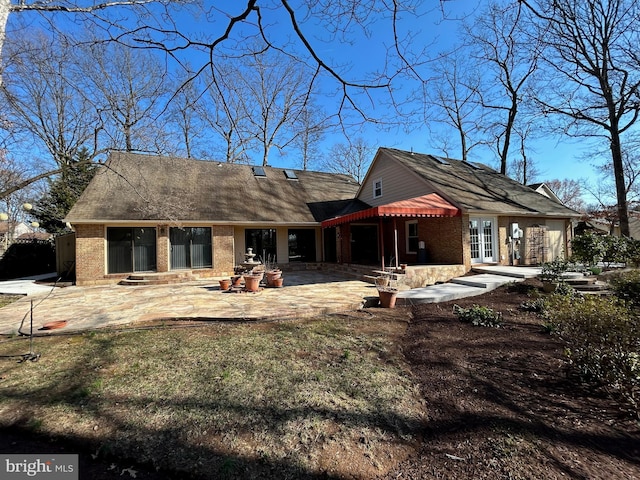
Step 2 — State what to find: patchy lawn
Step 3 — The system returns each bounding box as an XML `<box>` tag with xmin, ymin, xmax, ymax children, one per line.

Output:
<box><xmin>0</xmin><ymin>294</ymin><xmax>20</xmax><ymax>308</ymax></box>
<box><xmin>0</xmin><ymin>311</ymin><xmax>423</xmax><ymax>479</ymax></box>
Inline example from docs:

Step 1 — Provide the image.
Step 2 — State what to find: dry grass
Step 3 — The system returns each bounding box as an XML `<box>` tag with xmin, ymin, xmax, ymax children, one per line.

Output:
<box><xmin>0</xmin><ymin>295</ymin><xmax>20</xmax><ymax>308</ymax></box>
<box><xmin>0</xmin><ymin>311</ymin><xmax>425</xmax><ymax>479</ymax></box>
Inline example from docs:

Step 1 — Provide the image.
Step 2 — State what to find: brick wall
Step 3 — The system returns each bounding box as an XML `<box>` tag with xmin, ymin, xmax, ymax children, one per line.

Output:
<box><xmin>212</xmin><ymin>225</ymin><xmax>234</xmax><ymax>276</ymax></box>
<box><xmin>421</xmin><ymin>216</ymin><xmax>466</xmax><ymax>266</ymax></box>
<box><xmin>157</xmin><ymin>225</ymin><xmax>169</xmax><ymax>273</ymax></box>
<box><xmin>75</xmin><ymin>224</ymin><xmax>105</xmax><ymax>285</ymax></box>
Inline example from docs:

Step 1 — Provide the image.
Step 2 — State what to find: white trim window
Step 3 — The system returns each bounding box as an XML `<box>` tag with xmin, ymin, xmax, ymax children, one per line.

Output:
<box><xmin>373</xmin><ymin>178</ymin><xmax>383</xmax><ymax>198</ymax></box>
<box><xmin>406</xmin><ymin>220</ymin><xmax>419</xmax><ymax>253</ymax></box>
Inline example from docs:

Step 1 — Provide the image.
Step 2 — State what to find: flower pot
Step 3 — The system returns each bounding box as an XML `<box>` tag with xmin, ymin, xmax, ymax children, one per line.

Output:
<box><xmin>266</xmin><ymin>270</ymin><xmax>282</xmax><ymax>286</ymax></box>
<box><xmin>231</xmin><ymin>275</ymin><xmax>243</xmax><ymax>287</ymax></box>
<box><xmin>378</xmin><ymin>289</ymin><xmax>398</xmax><ymax>308</ymax></box>
<box><xmin>542</xmin><ymin>281</ymin><xmax>558</xmax><ymax>293</ymax></box>
<box><xmin>243</xmin><ymin>275</ymin><xmax>262</xmax><ymax>292</ymax></box>
<box><xmin>271</xmin><ymin>277</ymin><xmax>284</xmax><ymax>288</ymax></box>
<box><xmin>219</xmin><ymin>279</ymin><xmax>231</xmax><ymax>290</ymax></box>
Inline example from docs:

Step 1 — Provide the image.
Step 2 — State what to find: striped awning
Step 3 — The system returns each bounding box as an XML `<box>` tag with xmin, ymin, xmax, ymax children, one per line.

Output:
<box><xmin>321</xmin><ymin>193</ymin><xmax>460</xmax><ymax>228</ymax></box>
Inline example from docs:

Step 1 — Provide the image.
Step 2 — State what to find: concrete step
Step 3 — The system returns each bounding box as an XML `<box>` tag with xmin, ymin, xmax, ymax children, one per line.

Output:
<box><xmin>452</xmin><ymin>274</ymin><xmax>524</xmax><ymax>289</ymax></box>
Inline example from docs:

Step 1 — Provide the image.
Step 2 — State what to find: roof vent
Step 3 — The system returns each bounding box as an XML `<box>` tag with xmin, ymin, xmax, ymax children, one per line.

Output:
<box><xmin>252</xmin><ymin>166</ymin><xmax>266</xmax><ymax>177</ymax></box>
<box><xmin>284</xmin><ymin>169</ymin><xmax>298</xmax><ymax>180</ymax></box>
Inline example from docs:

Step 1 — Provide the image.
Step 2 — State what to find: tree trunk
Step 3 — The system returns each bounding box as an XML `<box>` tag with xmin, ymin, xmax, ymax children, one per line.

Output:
<box><xmin>0</xmin><ymin>0</ymin><xmax>10</xmax><ymax>84</ymax></box>
<box><xmin>610</xmin><ymin>128</ymin><xmax>630</xmax><ymax>236</ymax></box>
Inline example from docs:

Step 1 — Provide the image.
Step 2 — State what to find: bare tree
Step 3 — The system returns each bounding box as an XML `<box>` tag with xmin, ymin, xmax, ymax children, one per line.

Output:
<box><xmin>238</xmin><ymin>48</ymin><xmax>315</xmax><ymax>166</ymax></box>
<box><xmin>545</xmin><ymin>178</ymin><xmax>586</xmax><ymax>212</ymax></box>
<box><xmin>322</xmin><ymin>138</ymin><xmax>374</xmax><ymax>184</ymax></box>
<box><xmin>0</xmin><ymin>31</ymin><xmax>100</xmax><ymax>170</ymax></box>
<box><xmin>198</xmin><ymin>62</ymin><xmax>252</xmax><ymax>164</ymax></box>
<box><xmin>80</xmin><ymin>40</ymin><xmax>172</xmax><ymax>154</ymax></box>
<box><xmin>0</xmin><ymin>0</ymin><xmax>189</xmax><ymax>82</ymax></box>
<box><xmin>521</xmin><ymin>0</ymin><xmax>640</xmax><ymax>236</ymax></box>
<box><xmin>292</xmin><ymin>102</ymin><xmax>329</xmax><ymax>170</ymax></box>
<box><xmin>464</xmin><ymin>0</ymin><xmax>540</xmax><ymax>175</ymax></box>
<box><xmin>429</xmin><ymin>52</ymin><xmax>484</xmax><ymax>162</ymax></box>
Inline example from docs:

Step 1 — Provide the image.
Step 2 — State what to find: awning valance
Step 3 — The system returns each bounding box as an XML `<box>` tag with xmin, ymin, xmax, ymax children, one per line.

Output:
<box><xmin>321</xmin><ymin>193</ymin><xmax>460</xmax><ymax>228</ymax></box>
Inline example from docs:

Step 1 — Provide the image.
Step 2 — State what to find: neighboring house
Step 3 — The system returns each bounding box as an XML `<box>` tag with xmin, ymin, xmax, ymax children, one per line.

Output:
<box><xmin>321</xmin><ymin>148</ymin><xmax>580</xmax><ymax>270</ymax></box>
<box><xmin>65</xmin><ymin>152</ymin><xmax>361</xmax><ymax>285</ymax></box>
<box><xmin>0</xmin><ymin>221</ymin><xmax>34</xmax><ymax>255</ymax></box>
<box><xmin>528</xmin><ymin>182</ymin><xmax>564</xmax><ymax>204</ymax></box>
<box><xmin>65</xmin><ymin>148</ymin><xmax>581</xmax><ymax>286</ymax></box>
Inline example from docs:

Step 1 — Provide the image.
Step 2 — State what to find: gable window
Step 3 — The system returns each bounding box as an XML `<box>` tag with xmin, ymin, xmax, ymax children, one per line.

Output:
<box><xmin>373</xmin><ymin>178</ymin><xmax>383</xmax><ymax>198</ymax></box>
<box><xmin>406</xmin><ymin>220</ymin><xmax>419</xmax><ymax>253</ymax></box>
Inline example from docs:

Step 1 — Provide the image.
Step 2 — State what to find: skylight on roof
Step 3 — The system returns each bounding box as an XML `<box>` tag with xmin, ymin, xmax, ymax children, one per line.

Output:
<box><xmin>252</xmin><ymin>166</ymin><xmax>266</xmax><ymax>177</ymax></box>
<box><xmin>284</xmin><ymin>169</ymin><xmax>298</xmax><ymax>180</ymax></box>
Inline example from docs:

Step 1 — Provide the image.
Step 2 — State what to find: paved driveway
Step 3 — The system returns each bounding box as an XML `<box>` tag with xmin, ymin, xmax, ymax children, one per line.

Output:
<box><xmin>0</xmin><ymin>271</ymin><xmax>377</xmax><ymax>335</ymax></box>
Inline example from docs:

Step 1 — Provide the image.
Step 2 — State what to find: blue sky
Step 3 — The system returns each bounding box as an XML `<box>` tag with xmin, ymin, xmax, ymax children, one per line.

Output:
<box><xmin>7</xmin><ymin>1</ymin><xmax>606</xmax><ymax>203</ymax></box>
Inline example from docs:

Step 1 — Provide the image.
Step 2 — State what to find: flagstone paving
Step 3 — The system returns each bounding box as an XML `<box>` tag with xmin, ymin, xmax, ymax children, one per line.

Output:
<box><xmin>0</xmin><ymin>271</ymin><xmax>378</xmax><ymax>335</ymax></box>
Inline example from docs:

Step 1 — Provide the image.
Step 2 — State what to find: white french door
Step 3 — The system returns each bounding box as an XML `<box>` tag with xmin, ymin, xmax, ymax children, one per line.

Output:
<box><xmin>469</xmin><ymin>217</ymin><xmax>497</xmax><ymax>264</ymax></box>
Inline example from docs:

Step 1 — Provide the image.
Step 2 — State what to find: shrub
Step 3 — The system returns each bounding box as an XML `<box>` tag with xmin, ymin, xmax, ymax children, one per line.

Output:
<box><xmin>546</xmin><ymin>294</ymin><xmax>640</xmax><ymax>414</ymax></box>
<box><xmin>539</xmin><ymin>257</ymin><xmax>571</xmax><ymax>283</ymax></box>
<box><xmin>453</xmin><ymin>304</ymin><xmax>503</xmax><ymax>328</ymax></box>
<box><xmin>609</xmin><ymin>269</ymin><xmax>640</xmax><ymax>306</ymax></box>
<box><xmin>519</xmin><ymin>297</ymin><xmax>546</xmax><ymax>313</ymax></box>
<box><xmin>571</xmin><ymin>232</ymin><xmax>606</xmax><ymax>266</ymax></box>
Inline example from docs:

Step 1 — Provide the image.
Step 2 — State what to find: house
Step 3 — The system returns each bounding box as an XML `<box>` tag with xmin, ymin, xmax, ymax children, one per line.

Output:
<box><xmin>64</xmin><ymin>151</ymin><xmax>361</xmax><ymax>285</ymax></box>
<box><xmin>321</xmin><ymin>148</ymin><xmax>580</xmax><ymax>274</ymax></box>
<box><xmin>0</xmin><ymin>221</ymin><xmax>35</xmax><ymax>255</ymax></box>
<box><xmin>65</xmin><ymin>148</ymin><xmax>581</xmax><ymax>286</ymax></box>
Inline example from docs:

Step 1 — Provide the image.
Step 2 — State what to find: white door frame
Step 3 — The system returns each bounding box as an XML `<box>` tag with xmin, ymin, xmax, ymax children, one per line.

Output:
<box><xmin>469</xmin><ymin>216</ymin><xmax>498</xmax><ymax>264</ymax></box>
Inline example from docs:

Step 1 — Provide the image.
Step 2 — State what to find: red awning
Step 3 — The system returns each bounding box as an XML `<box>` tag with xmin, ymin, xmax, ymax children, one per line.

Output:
<box><xmin>321</xmin><ymin>193</ymin><xmax>460</xmax><ymax>228</ymax></box>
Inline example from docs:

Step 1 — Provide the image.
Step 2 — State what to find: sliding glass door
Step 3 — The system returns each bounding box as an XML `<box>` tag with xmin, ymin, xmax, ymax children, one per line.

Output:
<box><xmin>107</xmin><ymin>227</ymin><xmax>157</xmax><ymax>274</ymax></box>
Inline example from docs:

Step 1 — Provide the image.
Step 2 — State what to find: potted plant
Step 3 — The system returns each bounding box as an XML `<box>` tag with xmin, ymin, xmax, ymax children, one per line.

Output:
<box><xmin>539</xmin><ymin>257</ymin><xmax>570</xmax><ymax>293</ymax></box>
<box><xmin>262</xmin><ymin>255</ymin><xmax>282</xmax><ymax>286</ymax></box>
<box><xmin>243</xmin><ymin>266</ymin><xmax>264</xmax><ymax>292</ymax></box>
<box><xmin>377</xmin><ymin>285</ymin><xmax>398</xmax><ymax>308</ymax></box>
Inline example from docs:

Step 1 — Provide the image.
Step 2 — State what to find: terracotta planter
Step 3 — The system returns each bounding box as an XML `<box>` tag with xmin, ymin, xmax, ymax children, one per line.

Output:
<box><xmin>231</xmin><ymin>275</ymin><xmax>243</xmax><ymax>287</ymax></box>
<box><xmin>271</xmin><ymin>277</ymin><xmax>284</xmax><ymax>288</ymax></box>
<box><xmin>243</xmin><ymin>274</ymin><xmax>262</xmax><ymax>292</ymax></box>
<box><xmin>378</xmin><ymin>289</ymin><xmax>398</xmax><ymax>308</ymax></box>
<box><xmin>219</xmin><ymin>279</ymin><xmax>231</xmax><ymax>290</ymax></box>
<box><xmin>266</xmin><ymin>270</ymin><xmax>282</xmax><ymax>286</ymax></box>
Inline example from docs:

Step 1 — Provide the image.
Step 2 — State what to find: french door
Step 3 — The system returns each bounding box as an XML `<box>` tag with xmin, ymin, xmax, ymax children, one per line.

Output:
<box><xmin>469</xmin><ymin>217</ymin><xmax>497</xmax><ymax>264</ymax></box>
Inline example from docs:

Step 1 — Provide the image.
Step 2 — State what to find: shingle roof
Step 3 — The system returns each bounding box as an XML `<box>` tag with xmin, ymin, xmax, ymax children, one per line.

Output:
<box><xmin>381</xmin><ymin>148</ymin><xmax>580</xmax><ymax>217</ymax></box>
<box><xmin>66</xmin><ymin>152</ymin><xmax>360</xmax><ymax>224</ymax></box>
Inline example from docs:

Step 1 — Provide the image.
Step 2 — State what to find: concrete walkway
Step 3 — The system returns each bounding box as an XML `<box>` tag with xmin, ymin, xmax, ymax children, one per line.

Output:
<box><xmin>0</xmin><ymin>266</ymin><xmax>542</xmax><ymax>335</ymax></box>
<box><xmin>396</xmin><ymin>265</ymin><xmax>541</xmax><ymax>306</ymax></box>
<box><xmin>0</xmin><ymin>273</ymin><xmax>59</xmax><ymax>296</ymax></box>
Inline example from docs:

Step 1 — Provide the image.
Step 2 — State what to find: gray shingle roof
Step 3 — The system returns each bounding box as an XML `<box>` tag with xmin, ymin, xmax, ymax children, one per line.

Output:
<box><xmin>381</xmin><ymin>148</ymin><xmax>580</xmax><ymax>217</ymax></box>
<box><xmin>66</xmin><ymin>152</ymin><xmax>360</xmax><ymax>224</ymax></box>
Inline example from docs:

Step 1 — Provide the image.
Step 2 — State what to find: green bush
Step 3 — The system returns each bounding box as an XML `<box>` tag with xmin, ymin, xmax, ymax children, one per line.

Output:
<box><xmin>609</xmin><ymin>269</ymin><xmax>640</xmax><ymax>306</ymax></box>
<box><xmin>453</xmin><ymin>304</ymin><xmax>503</xmax><ymax>328</ymax></box>
<box><xmin>571</xmin><ymin>232</ymin><xmax>606</xmax><ymax>266</ymax></box>
<box><xmin>546</xmin><ymin>294</ymin><xmax>640</xmax><ymax>414</ymax></box>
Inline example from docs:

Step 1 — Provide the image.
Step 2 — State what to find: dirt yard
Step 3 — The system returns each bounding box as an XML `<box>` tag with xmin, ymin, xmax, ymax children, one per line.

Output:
<box><xmin>383</xmin><ymin>279</ymin><xmax>640</xmax><ymax>479</ymax></box>
<box><xmin>1</xmin><ymin>279</ymin><xmax>639</xmax><ymax>479</ymax></box>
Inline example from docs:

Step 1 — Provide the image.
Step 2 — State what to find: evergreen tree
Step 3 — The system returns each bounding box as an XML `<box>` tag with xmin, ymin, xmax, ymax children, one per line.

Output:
<box><xmin>33</xmin><ymin>148</ymin><xmax>96</xmax><ymax>235</ymax></box>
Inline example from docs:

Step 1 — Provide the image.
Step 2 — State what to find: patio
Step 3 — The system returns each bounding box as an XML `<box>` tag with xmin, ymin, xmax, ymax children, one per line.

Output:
<box><xmin>0</xmin><ymin>271</ymin><xmax>377</xmax><ymax>335</ymax></box>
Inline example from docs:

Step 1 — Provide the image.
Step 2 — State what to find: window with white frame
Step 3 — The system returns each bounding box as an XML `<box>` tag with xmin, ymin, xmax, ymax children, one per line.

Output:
<box><xmin>406</xmin><ymin>220</ymin><xmax>419</xmax><ymax>253</ymax></box>
<box><xmin>373</xmin><ymin>178</ymin><xmax>382</xmax><ymax>198</ymax></box>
